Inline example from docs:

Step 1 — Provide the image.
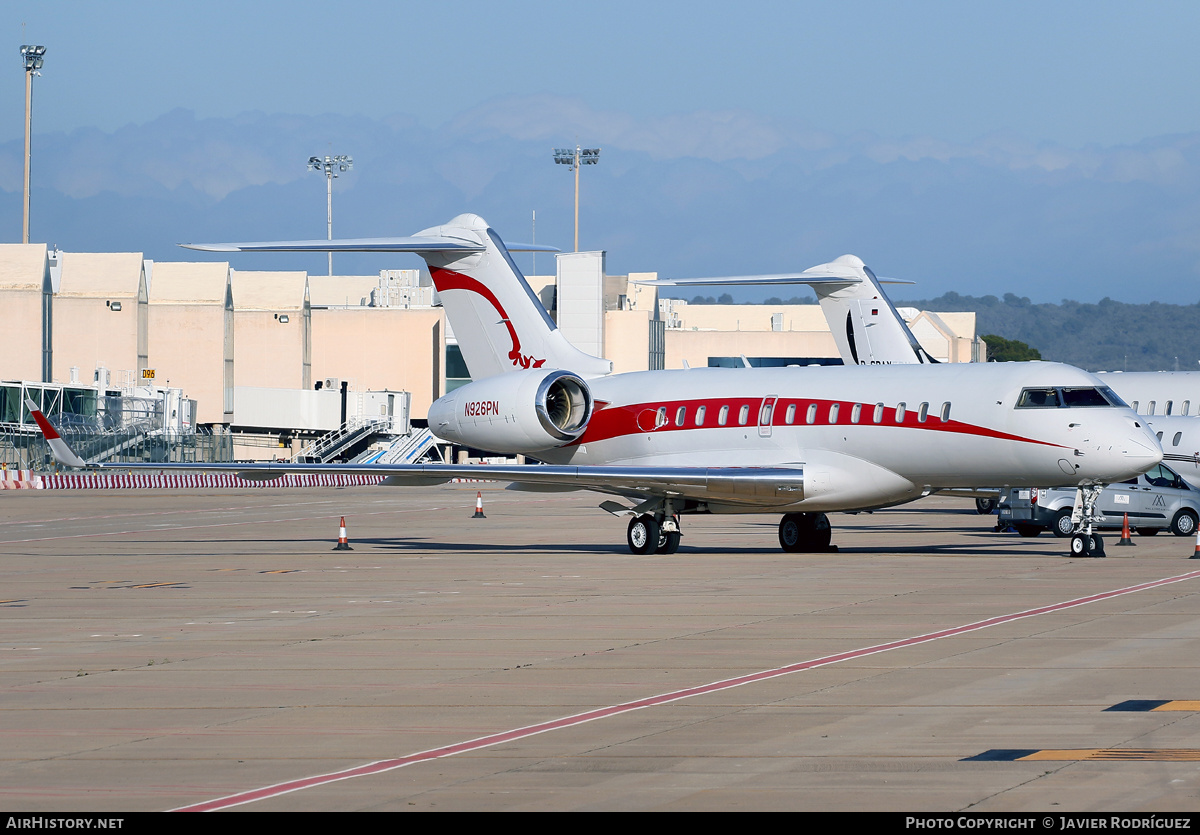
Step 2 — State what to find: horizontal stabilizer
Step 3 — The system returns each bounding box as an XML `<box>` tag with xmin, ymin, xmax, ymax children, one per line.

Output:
<box><xmin>637</xmin><ymin>255</ymin><xmax>913</xmax><ymax>287</ymax></box>
<box><xmin>640</xmin><ymin>273</ymin><xmax>914</xmax><ymax>287</ymax></box>
<box><xmin>181</xmin><ymin>237</ymin><xmax>557</xmax><ymax>254</ymax></box>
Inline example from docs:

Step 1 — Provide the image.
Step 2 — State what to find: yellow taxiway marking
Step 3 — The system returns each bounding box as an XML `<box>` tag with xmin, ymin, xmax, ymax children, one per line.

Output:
<box><xmin>1150</xmin><ymin>700</ymin><xmax>1200</xmax><ymax>711</ymax></box>
<box><xmin>1022</xmin><ymin>749</ymin><xmax>1200</xmax><ymax>761</ymax></box>
<box><xmin>1106</xmin><ymin>699</ymin><xmax>1200</xmax><ymax>712</ymax></box>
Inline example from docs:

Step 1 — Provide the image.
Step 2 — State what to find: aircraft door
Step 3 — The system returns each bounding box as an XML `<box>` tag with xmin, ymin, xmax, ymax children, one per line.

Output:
<box><xmin>759</xmin><ymin>396</ymin><xmax>777</xmax><ymax>438</ymax></box>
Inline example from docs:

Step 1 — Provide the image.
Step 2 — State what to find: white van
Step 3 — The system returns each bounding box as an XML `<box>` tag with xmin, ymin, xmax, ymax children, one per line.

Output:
<box><xmin>997</xmin><ymin>464</ymin><xmax>1200</xmax><ymax>538</ymax></box>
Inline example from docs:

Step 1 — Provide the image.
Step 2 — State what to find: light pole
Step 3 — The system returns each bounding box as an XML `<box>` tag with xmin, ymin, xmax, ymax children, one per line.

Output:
<box><xmin>553</xmin><ymin>145</ymin><xmax>600</xmax><ymax>252</ymax></box>
<box><xmin>308</xmin><ymin>154</ymin><xmax>352</xmax><ymax>276</ymax></box>
<box><xmin>21</xmin><ymin>45</ymin><xmax>45</xmax><ymax>245</ymax></box>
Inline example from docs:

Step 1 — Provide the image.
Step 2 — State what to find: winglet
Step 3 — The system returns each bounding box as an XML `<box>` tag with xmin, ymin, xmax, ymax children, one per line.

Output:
<box><xmin>26</xmin><ymin>399</ymin><xmax>89</xmax><ymax>468</ymax></box>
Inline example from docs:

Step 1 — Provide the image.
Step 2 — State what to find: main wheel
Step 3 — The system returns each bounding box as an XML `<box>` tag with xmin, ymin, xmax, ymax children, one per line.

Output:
<box><xmin>1015</xmin><ymin>524</ymin><xmax>1042</xmax><ymax>538</ymax></box>
<box><xmin>778</xmin><ymin>512</ymin><xmax>833</xmax><ymax>552</ymax></box>
<box><xmin>1136</xmin><ymin>527</ymin><xmax>1161</xmax><ymax>537</ymax></box>
<box><xmin>1052</xmin><ymin>508</ymin><xmax>1074</xmax><ymax>538</ymax></box>
<box><xmin>627</xmin><ymin>515</ymin><xmax>661</xmax><ymax>555</ymax></box>
<box><xmin>1069</xmin><ymin>533</ymin><xmax>1092</xmax><ymax>557</ymax></box>
<box><xmin>975</xmin><ymin>498</ymin><xmax>998</xmax><ymax>515</ymax></box>
<box><xmin>657</xmin><ymin>530</ymin><xmax>682</xmax><ymax>554</ymax></box>
<box><xmin>810</xmin><ymin>513</ymin><xmax>832</xmax><ymax>549</ymax></box>
<box><xmin>1170</xmin><ymin>510</ymin><xmax>1198</xmax><ymax>537</ymax></box>
<box><xmin>779</xmin><ymin>513</ymin><xmax>804</xmax><ymax>553</ymax></box>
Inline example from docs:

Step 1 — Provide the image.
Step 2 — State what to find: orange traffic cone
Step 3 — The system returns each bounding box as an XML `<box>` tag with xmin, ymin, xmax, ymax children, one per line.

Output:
<box><xmin>1192</xmin><ymin>528</ymin><xmax>1200</xmax><ymax>559</ymax></box>
<box><xmin>472</xmin><ymin>491</ymin><xmax>486</xmax><ymax>519</ymax></box>
<box><xmin>333</xmin><ymin>516</ymin><xmax>352</xmax><ymax>550</ymax></box>
<box><xmin>1116</xmin><ymin>513</ymin><xmax>1135</xmax><ymax>546</ymax></box>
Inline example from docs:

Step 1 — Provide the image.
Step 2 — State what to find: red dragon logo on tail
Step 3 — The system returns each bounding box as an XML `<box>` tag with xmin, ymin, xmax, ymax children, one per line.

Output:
<box><xmin>430</xmin><ymin>268</ymin><xmax>545</xmax><ymax>369</ymax></box>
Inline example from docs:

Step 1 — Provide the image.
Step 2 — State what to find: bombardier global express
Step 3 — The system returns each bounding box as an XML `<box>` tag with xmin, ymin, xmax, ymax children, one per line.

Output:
<box><xmin>35</xmin><ymin>214</ymin><xmax>1163</xmax><ymax>556</ymax></box>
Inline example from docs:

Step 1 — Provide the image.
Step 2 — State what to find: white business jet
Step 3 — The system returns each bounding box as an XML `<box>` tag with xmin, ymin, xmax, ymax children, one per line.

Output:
<box><xmin>667</xmin><ymin>255</ymin><xmax>1200</xmax><ymax>420</ymax></box>
<box><xmin>33</xmin><ymin>215</ymin><xmax>1162</xmax><ymax>557</ymax></box>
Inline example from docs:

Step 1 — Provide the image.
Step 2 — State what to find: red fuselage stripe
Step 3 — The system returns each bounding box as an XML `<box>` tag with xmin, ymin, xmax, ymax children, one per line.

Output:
<box><xmin>571</xmin><ymin>396</ymin><xmax>1067</xmax><ymax>449</ymax></box>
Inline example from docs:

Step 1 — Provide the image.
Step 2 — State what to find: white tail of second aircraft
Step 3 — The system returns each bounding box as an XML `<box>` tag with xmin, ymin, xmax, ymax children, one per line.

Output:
<box><xmin>183</xmin><ymin>213</ymin><xmax>613</xmax><ymax>381</ymax></box>
<box><xmin>813</xmin><ymin>256</ymin><xmax>937</xmax><ymax>365</ymax></box>
<box><xmin>639</xmin><ymin>253</ymin><xmax>936</xmax><ymax>366</ymax></box>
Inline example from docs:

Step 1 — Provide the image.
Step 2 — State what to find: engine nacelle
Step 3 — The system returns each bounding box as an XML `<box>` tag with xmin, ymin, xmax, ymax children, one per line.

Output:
<box><xmin>427</xmin><ymin>368</ymin><xmax>593</xmax><ymax>454</ymax></box>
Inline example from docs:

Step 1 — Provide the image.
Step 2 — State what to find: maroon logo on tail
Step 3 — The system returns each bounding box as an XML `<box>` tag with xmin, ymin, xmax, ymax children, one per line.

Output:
<box><xmin>430</xmin><ymin>267</ymin><xmax>546</xmax><ymax>369</ymax></box>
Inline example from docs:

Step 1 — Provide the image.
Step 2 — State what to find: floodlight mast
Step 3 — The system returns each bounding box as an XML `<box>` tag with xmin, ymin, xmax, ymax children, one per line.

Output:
<box><xmin>21</xmin><ymin>45</ymin><xmax>45</xmax><ymax>245</ymax></box>
<box><xmin>307</xmin><ymin>154</ymin><xmax>353</xmax><ymax>276</ymax></box>
<box><xmin>553</xmin><ymin>144</ymin><xmax>600</xmax><ymax>252</ymax></box>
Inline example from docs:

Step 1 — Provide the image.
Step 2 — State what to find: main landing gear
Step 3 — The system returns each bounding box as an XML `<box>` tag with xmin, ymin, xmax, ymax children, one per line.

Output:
<box><xmin>625</xmin><ymin>510</ymin><xmax>682</xmax><ymax>555</ymax></box>
<box><xmin>609</xmin><ymin>501</ymin><xmax>834</xmax><ymax>555</ymax></box>
<box><xmin>778</xmin><ymin>512</ymin><xmax>837</xmax><ymax>553</ymax></box>
<box><xmin>1067</xmin><ymin>484</ymin><xmax>1106</xmax><ymax>558</ymax></box>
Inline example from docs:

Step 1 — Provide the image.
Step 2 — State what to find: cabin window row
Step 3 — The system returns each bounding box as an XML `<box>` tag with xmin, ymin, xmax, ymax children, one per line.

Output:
<box><xmin>660</xmin><ymin>401</ymin><xmax>953</xmax><ymax>428</ymax></box>
<box><xmin>1131</xmin><ymin>400</ymin><xmax>1191</xmax><ymax>416</ymax></box>
<box><xmin>1153</xmin><ymin>429</ymin><xmax>1190</xmax><ymax>448</ymax></box>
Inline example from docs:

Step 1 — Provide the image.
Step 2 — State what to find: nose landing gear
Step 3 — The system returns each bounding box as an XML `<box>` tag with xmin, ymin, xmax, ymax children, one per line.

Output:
<box><xmin>1067</xmin><ymin>485</ymin><xmax>1106</xmax><ymax>558</ymax></box>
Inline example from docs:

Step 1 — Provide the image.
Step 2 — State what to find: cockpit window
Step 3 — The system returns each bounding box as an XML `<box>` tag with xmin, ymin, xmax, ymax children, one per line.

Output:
<box><xmin>1060</xmin><ymin>387</ymin><xmax>1111</xmax><ymax>407</ymax></box>
<box><xmin>1016</xmin><ymin>386</ymin><xmax>1126</xmax><ymax>409</ymax></box>
<box><xmin>1016</xmin><ymin>388</ymin><xmax>1060</xmax><ymax>408</ymax></box>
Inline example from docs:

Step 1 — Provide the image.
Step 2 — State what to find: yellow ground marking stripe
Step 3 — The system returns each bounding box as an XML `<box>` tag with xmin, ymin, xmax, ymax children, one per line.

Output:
<box><xmin>1021</xmin><ymin>749</ymin><xmax>1200</xmax><ymax>761</ymax></box>
<box><xmin>1151</xmin><ymin>701</ymin><xmax>1200</xmax><ymax>711</ymax></box>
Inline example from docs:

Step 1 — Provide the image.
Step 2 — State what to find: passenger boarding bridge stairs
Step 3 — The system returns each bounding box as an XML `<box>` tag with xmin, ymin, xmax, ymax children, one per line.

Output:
<box><xmin>293</xmin><ymin>416</ymin><xmax>395</xmax><ymax>464</ymax></box>
<box><xmin>368</xmin><ymin>426</ymin><xmax>438</xmax><ymax>465</ymax></box>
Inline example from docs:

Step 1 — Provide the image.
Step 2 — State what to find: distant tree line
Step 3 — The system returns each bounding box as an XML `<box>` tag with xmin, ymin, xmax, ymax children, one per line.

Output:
<box><xmin>898</xmin><ymin>292</ymin><xmax>1200</xmax><ymax>372</ymax></box>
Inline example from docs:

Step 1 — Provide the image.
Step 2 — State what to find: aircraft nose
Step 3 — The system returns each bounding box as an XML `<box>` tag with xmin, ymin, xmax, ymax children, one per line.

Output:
<box><xmin>1123</xmin><ymin>422</ymin><xmax>1164</xmax><ymax>469</ymax></box>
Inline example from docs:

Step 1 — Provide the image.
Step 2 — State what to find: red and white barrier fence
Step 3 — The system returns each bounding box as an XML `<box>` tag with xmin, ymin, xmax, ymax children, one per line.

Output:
<box><xmin>0</xmin><ymin>469</ymin><xmax>40</xmax><ymax>489</ymax></box>
<box><xmin>2</xmin><ymin>468</ymin><xmax>497</xmax><ymax>490</ymax></box>
<box><xmin>35</xmin><ymin>472</ymin><xmax>385</xmax><ymax>490</ymax></box>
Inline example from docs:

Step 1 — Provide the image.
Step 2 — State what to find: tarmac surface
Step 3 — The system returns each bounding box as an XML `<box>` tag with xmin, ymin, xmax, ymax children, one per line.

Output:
<box><xmin>2</xmin><ymin>484</ymin><xmax>1200</xmax><ymax>812</ymax></box>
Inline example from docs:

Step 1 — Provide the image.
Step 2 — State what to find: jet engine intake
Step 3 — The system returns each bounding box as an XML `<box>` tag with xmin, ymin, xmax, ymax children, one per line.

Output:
<box><xmin>427</xmin><ymin>368</ymin><xmax>594</xmax><ymax>454</ymax></box>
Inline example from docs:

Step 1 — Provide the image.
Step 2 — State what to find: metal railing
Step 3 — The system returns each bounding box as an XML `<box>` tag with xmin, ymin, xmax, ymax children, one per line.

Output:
<box><xmin>293</xmin><ymin>415</ymin><xmax>394</xmax><ymax>463</ymax></box>
<box><xmin>0</xmin><ymin>425</ymin><xmax>233</xmax><ymax>470</ymax></box>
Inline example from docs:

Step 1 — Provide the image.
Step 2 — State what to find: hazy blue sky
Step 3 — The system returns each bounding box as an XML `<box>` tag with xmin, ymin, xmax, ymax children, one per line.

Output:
<box><xmin>5</xmin><ymin>1</ymin><xmax>1200</xmax><ymax>305</ymax></box>
<box><xmin>7</xmin><ymin>0</ymin><xmax>1200</xmax><ymax>147</ymax></box>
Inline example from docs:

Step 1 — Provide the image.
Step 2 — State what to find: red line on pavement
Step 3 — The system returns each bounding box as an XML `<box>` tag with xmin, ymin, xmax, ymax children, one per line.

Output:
<box><xmin>172</xmin><ymin>568</ymin><xmax>1200</xmax><ymax>812</ymax></box>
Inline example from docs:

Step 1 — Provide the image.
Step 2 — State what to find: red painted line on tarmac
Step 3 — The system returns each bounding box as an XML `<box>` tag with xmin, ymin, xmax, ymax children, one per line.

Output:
<box><xmin>172</xmin><ymin>567</ymin><xmax>1200</xmax><ymax>812</ymax></box>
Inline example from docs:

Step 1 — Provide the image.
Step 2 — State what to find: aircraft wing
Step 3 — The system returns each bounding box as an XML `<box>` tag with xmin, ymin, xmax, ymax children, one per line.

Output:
<box><xmin>29</xmin><ymin>402</ymin><xmax>803</xmax><ymax>506</ymax></box>
<box><xmin>180</xmin><ymin>237</ymin><xmax>556</xmax><ymax>254</ymax></box>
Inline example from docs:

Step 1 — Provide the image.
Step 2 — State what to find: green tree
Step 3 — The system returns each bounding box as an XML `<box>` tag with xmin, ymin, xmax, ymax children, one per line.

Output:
<box><xmin>983</xmin><ymin>334</ymin><xmax>1042</xmax><ymax>362</ymax></box>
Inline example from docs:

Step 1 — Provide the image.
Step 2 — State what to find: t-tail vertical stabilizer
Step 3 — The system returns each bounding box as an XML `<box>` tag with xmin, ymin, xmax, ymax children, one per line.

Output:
<box><xmin>416</xmin><ymin>215</ymin><xmax>613</xmax><ymax>380</ymax></box>
<box><xmin>811</xmin><ymin>255</ymin><xmax>938</xmax><ymax>366</ymax></box>
<box><xmin>635</xmin><ymin>254</ymin><xmax>937</xmax><ymax>366</ymax></box>
<box><xmin>181</xmin><ymin>213</ymin><xmax>614</xmax><ymax>381</ymax></box>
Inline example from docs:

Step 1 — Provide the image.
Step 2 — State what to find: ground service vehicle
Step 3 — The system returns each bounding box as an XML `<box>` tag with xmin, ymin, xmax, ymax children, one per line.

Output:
<box><xmin>997</xmin><ymin>463</ymin><xmax>1199</xmax><ymax>538</ymax></box>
